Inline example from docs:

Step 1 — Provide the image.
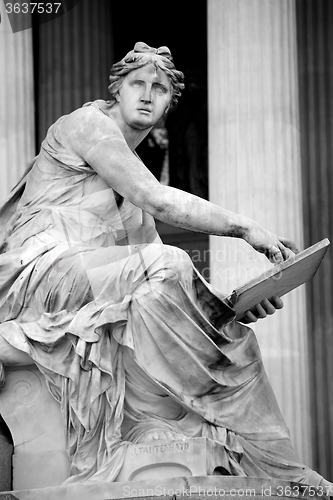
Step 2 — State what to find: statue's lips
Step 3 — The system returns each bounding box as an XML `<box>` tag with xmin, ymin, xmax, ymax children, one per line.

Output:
<box><xmin>137</xmin><ymin>108</ymin><xmax>152</xmax><ymax>114</ymax></box>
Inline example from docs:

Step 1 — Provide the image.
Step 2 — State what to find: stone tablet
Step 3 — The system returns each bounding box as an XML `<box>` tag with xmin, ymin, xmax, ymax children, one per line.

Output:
<box><xmin>225</xmin><ymin>238</ymin><xmax>330</xmax><ymax>320</ymax></box>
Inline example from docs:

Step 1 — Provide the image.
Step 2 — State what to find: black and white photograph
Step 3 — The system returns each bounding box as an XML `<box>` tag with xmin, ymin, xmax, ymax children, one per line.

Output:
<box><xmin>0</xmin><ymin>1</ymin><xmax>332</xmax><ymax>498</ymax></box>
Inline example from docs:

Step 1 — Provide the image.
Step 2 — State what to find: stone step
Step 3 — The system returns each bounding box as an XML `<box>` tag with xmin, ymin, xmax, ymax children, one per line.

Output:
<box><xmin>0</xmin><ymin>476</ymin><xmax>329</xmax><ymax>500</ymax></box>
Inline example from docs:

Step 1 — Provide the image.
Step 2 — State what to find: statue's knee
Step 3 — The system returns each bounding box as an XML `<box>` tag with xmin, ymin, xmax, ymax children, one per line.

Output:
<box><xmin>162</xmin><ymin>245</ymin><xmax>192</xmax><ymax>274</ymax></box>
<box><xmin>0</xmin><ymin>336</ymin><xmax>32</xmax><ymax>366</ymax></box>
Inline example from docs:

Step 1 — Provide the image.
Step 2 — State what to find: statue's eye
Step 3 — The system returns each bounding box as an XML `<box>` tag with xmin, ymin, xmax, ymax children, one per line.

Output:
<box><xmin>154</xmin><ymin>84</ymin><xmax>167</xmax><ymax>94</ymax></box>
<box><xmin>131</xmin><ymin>80</ymin><xmax>144</xmax><ymax>88</ymax></box>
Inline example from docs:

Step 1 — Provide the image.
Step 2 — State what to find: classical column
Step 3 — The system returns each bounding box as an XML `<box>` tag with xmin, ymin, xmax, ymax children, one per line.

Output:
<box><xmin>36</xmin><ymin>0</ymin><xmax>114</xmax><ymax>145</ymax></box>
<box><xmin>208</xmin><ymin>0</ymin><xmax>311</xmax><ymax>464</ymax></box>
<box><xmin>0</xmin><ymin>10</ymin><xmax>35</xmax><ymax>490</ymax></box>
<box><xmin>0</xmin><ymin>14</ymin><xmax>35</xmax><ymax>203</ymax></box>
<box><xmin>296</xmin><ymin>0</ymin><xmax>333</xmax><ymax>480</ymax></box>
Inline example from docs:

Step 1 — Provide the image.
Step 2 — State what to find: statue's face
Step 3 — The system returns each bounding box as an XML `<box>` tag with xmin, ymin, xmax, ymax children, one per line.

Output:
<box><xmin>116</xmin><ymin>64</ymin><xmax>171</xmax><ymax>131</ymax></box>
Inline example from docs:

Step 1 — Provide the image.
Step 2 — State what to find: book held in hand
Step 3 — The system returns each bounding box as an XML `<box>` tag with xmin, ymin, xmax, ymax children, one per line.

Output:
<box><xmin>225</xmin><ymin>238</ymin><xmax>330</xmax><ymax>320</ymax></box>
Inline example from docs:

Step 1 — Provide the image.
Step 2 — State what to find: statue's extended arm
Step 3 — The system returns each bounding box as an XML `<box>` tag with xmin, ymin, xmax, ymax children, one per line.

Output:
<box><xmin>66</xmin><ymin>108</ymin><xmax>298</xmax><ymax>265</ymax></box>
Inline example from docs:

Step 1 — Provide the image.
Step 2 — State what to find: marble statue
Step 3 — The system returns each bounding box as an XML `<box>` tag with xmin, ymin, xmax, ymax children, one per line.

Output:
<box><xmin>0</xmin><ymin>42</ymin><xmax>332</xmax><ymax>490</ymax></box>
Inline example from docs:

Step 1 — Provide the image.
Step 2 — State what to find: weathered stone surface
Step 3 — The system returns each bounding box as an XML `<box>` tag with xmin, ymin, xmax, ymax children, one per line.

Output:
<box><xmin>116</xmin><ymin>437</ymin><xmax>230</xmax><ymax>482</ymax></box>
<box><xmin>0</xmin><ymin>477</ymin><xmax>328</xmax><ymax>500</ymax></box>
<box><xmin>0</xmin><ymin>366</ymin><xmax>69</xmax><ymax>490</ymax></box>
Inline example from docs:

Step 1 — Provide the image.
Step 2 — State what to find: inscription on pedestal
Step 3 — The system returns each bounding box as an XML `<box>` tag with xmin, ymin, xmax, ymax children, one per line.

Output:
<box><xmin>116</xmin><ymin>437</ymin><xmax>230</xmax><ymax>482</ymax></box>
<box><xmin>129</xmin><ymin>441</ymin><xmax>189</xmax><ymax>457</ymax></box>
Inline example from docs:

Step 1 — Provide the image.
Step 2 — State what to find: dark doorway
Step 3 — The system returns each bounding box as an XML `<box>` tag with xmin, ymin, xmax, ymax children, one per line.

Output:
<box><xmin>110</xmin><ymin>1</ymin><xmax>210</xmax><ymax>277</ymax></box>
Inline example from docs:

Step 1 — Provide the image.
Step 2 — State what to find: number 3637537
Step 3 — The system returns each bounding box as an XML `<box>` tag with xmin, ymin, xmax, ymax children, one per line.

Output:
<box><xmin>5</xmin><ymin>3</ymin><xmax>62</xmax><ymax>14</ymax></box>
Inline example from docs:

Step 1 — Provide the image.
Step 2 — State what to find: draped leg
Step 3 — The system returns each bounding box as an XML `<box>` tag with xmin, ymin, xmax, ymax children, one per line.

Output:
<box><xmin>0</xmin><ymin>242</ymin><xmax>331</xmax><ymax>488</ymax></box>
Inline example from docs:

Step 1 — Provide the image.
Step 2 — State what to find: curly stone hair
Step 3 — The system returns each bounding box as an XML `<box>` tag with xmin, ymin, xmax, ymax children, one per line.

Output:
<box><xmin>108</xmin><ymin>42</ymin><xmax>185</xmax><ymax>108</ymax></box>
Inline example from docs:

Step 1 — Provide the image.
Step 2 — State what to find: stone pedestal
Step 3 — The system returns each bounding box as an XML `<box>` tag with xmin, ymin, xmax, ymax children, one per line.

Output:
<box><xmin>116</xmin><ymin>437</ymin><xmax>230</xmax><ymax>482</ymax></box>
<box><xmin>0</xmin><ymin>476</ymin><xmax>325</xmax><ymax>500</ymax></box>
<box><xmin>0</xmin><ymin>368</ymin><xmax>229</xmax><ymax>488</ymax></box>
<box><xmin>0</xmin><ymin>366</ymin><xmax>69</xmax><ymax>490</ymax></box>
<box><xmin>0</xmin><ymin>368</ymin><xmax>327</xmax><ymax>499</ymax></box>
<box><xmin>208</xmin><ymin>0</ymin><xmax>311</xmax><ymax>465</ymax></box>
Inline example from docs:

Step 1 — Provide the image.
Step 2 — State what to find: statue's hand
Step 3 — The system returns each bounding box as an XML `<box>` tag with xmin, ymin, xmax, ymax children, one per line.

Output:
<box><xmin>243</xmin><ymin>222</ymin><xmax>299</xmax><ymax>263</ymax></box>
<box><xmin>238</xmin><ymin>296</ymin><xmax>284</xmax><ymax>324</ymax></box>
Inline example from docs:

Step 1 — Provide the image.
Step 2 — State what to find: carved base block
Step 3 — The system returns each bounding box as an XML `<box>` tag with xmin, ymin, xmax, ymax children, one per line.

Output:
<box><xmin>0</xmin><ymin>366</ymin><xmax>70</xmax><ymax>490</ymax></box>
<box><xmin>0</xmin><ymin>367</ymin><xmax>229</xmax><ymax>489</ymax></box>
<box><xmin>116</xmin><ymin>437</ymin><xmax>230</xmax><ymax>481</ymax></box>
<box><xmin>0</xmin><ymin>477</ymin><xmax>325</xmax><ymax>500</ymax></box>
<box><xmin>12</xmin><ymin>450</ymin><xmax>70</xmax><ymax>491</ymax></box>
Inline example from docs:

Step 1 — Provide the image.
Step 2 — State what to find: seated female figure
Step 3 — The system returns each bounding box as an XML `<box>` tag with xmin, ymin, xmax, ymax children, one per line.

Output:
<box><xmin>0</xmin><ymin>42</ymin><xmax>331</xmax><ymax>489</ymax></box>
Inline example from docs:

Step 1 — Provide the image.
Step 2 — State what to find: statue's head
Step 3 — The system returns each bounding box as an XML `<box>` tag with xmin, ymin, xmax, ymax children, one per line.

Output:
<box><xmin>108</xmin><ymin>42</ymin><xmax>185</xmax><ymax>108</ymax></box>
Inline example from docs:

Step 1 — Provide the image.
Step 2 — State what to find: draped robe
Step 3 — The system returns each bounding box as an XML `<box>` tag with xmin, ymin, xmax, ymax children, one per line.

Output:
<box><xmin>0</xmin><ymin>101</ymin><xmax>330</xmax><ymax>487</ymax></box>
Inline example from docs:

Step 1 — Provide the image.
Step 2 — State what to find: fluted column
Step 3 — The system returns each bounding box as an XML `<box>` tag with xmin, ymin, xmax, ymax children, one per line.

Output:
<box><xmin>296</xmin><ymin>0</ymin><xmax>333</xmax><ymax>480</ymax></box>
<box><xmin>36</xmin><ymin>0</ymin><xmax>114</xmax><ymax>145</ymax></box>
<box><xmin>208</xmin><ymin>0</ymin><xmax>311</xmax><ymax>464</ymax></box>
<box><xmin>0</xmin><ymin>12</ymin><xmax>35</xmax><ymax>490</ymax></box>
<box><xmin>0</xmin><ymin>15</ymin><xmax>35</xmax><ymax>203</ymax></box>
